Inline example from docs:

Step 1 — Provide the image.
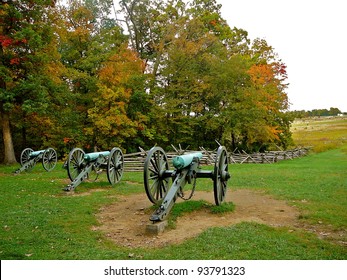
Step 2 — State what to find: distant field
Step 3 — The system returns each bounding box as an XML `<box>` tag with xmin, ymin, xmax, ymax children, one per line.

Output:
<box><xmin>291</xmin><ymin>116</ymin><xmax>347</xmax><ymax>152</ymax></box>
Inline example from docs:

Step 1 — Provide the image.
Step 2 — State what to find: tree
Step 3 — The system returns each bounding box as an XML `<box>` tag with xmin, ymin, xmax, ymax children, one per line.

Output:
<box><xmin>240</xmin><ymin>39</ymin><xmax>291</xmax><ymax>151</ymax></box>
<box><xmin>115</xmin><ymin>0</ymin><xmax>291</xmax><ymax>151</ymax></box>
<box><xmin>156</xmin><ymin>16</ymin><xmax>227</xmax><ymax>147</ymax></box>
<box><xmin>0</xmin><ymin>0</ymin><xmax>63</xmax><ymax>163</ymax></box>
<box><xmin>118</xmin><ymin>0</ymin><xmax>187</xmax><ymax>83</ymax></box>
<box><xmin>0</xmin><ymin>0</ymin><xmax>293</xmax><ymax>157</ymax></box>
<box><xmin>86</xmin><ymin>43</ymin><xmax>147</xmax><ymax>149</ymax></box>
<box><xmin>56</xmin><ymin>0</ymin><xmax>127</xmax><ymax>151</ymax></box>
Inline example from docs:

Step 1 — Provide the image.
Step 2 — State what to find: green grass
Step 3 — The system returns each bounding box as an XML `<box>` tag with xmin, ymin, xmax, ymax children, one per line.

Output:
<box><xmin>0</xmin><ymin>145</ymin><xmax>346</xmax><ymax>260</ymax></box>
<box><xmin>167</xmin><ymin>200</ymin><xmax>235</xmax><ymax>228</ymax></box>
<box><xmin>229</xmin><ymin>147</ymin><xmax>347</xmax><ymax>230</ymax></box>
<box><xmin>142</xmin><ymin>222</ymin><xmax>346</xmax><ymax>260</ymax></box>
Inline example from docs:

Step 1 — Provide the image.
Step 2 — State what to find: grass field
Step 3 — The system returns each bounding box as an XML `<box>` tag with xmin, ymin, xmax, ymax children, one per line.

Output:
<box><xmin>0</xmin><ymin>117</ymin><xmax>346</xmax><ymax>260</ymax></box>
<box><xmin>291</xmin><ymin>116</ymin><xmax>347</xmax><ymax>152</ymax></box>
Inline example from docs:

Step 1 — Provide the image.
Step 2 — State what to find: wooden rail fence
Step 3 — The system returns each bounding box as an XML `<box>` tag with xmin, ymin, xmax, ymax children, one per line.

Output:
<box><xmin>123</xmin><ymin>147</ymin><xmax>310</xmax><ymax>172</ymax></box>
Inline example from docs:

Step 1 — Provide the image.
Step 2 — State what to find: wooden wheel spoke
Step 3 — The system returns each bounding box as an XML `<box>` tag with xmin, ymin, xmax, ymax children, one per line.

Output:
<box><xmin>43</xmin><ymin>148</ymin><xmax>57</xmax><ymax>171</ymax></box>
<box><xmin>107</xmin><ymin>148</ymin><xmax>124</xmax><ymax>185</ymax></box>
<box><xmin>144</xmin><ymin>147</ymin><xmax>169</xmax><ymax>205</ymax></box>
<box><xmin>67</xmin><ymin>148</ymin><xmax>85</xmax><ymax>181</ymax></box>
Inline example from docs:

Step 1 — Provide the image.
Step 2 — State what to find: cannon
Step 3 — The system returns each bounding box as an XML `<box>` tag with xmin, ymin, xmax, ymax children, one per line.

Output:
<box><xmin>14</xmin><ymin>148</ymin><xmax>57</xmax><ymax>174</ymax></box>
<box><xmin>143</xmin><ymin>145</ymin><xmax>231</xmax><ymax>222</ymax></box>
<box><xmin>64</xmin><ymin>147</ymin><xmax>124</xmax><ymax>191</ymax></box>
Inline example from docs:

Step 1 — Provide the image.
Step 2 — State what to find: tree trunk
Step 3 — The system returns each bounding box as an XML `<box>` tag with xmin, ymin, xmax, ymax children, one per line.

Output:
<box><xmin>0</xmin><ymin>15</ymin><xmax>17</xmax><ymax>164</ymax></box>
<box><xmin>1</xmin><ymin>106</ymin><xmax>17</xmax><ymax>164</ymax></box>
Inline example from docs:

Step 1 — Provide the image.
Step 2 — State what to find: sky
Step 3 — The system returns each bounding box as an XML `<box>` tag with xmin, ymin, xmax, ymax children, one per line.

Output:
<box><xmin>217</xmin><ymin>0</ymin><xmax>347</xmax><ymax>112</ymax></box>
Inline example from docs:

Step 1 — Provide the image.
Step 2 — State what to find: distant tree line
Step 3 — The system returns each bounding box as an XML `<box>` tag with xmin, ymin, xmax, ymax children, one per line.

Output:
<box><xmin>1</xmin><ymin>0</ymin><xmax>293</xmax><ymax>163</ymax></box>
<box><xmin>289</xmin><ymin>107</ymin><xmax>343</xmax><ymax>119</ymax></box>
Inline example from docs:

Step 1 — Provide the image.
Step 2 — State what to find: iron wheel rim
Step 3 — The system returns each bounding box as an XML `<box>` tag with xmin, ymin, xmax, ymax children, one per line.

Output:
<box><xmin>42</xmin><ymin>148</ymin><xmax>57</xmax><ymax>171</ymax></box>
<box><xmin>213</xmin><ymin>146</ymin><xmax>229</xmax><ymax>205</ymax></box>
<box><xmin>20</xmin><ymin>148</ymin><xmax>34</xmax><ymax>171</ymax></box>
<box><xmin>144</xmin><ymin>147</ymin><xmax>170</xmax><ymax>205</ymax></box>
<box><xmin>107</xmin><ymin>147</ymin><xmax>124</xmax><ymax>185</ymax></box>
<box><xmin>67</xmin><ymin>148</ymin><xmax>85</xmax><ymax>181</ymax></box>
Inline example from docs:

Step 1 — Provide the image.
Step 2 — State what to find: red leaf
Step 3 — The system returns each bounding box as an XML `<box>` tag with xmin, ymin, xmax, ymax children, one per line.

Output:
<box><xmin>10</xmin><ymin>58</ymin><xmax>20</xmax><ymax>65</ymax></box>
<box><xmin>0</xmin><ymin>37</ymin><xmax>13</xmax><ymax>47</ymax></box>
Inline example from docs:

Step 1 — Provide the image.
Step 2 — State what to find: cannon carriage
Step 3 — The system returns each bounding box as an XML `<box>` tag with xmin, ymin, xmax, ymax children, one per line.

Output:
<box><xmin>143</xmin><ymin>145</ymin><xmax>231</xmax><ymax>222</ymax></box>
<box><xmin>64</xmin><ymin>147</ymin><xmax>124</xmax><ymax>191</ymax></box>
<box><xmin>14</xmin><ymin>148</ymin><xmax>57</xmax><ymax>174</ymax></box>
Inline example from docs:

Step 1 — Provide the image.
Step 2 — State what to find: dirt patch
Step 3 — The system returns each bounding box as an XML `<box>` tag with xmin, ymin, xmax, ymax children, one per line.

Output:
<box><xmin>95</xmin><ymin>189</ymin><xmax>300</xmax><ymax>248</ymax></box>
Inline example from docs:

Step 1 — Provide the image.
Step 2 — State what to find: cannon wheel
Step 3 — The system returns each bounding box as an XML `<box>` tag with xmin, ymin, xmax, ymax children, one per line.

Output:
<box><xmin>144</xmin><ymin>147</ymin><xmax>170</xmax><ymax>205</ymax></box>
<box><xmin>42</xmin><ymin>148</ymin><xmax>57</xmax><ymax>171</ymax></box>
<box><xmin>20</xmin><ymin>148</ymin><xmax>35</xmax><ymax>171</ymax></box>
<box><xmin>213</xmin><ymin>146</ymin><xmax>230</xmax><ymax>205</ymax></box>
<box><xmin>107</xmin><ymin>147</ymin><xmax>124</xmax><ymax>186</ymax></box>
<box><xmin>67</xmin><ymin>148</ymin><xmax>85</xmax><ymax>181</ymax></box>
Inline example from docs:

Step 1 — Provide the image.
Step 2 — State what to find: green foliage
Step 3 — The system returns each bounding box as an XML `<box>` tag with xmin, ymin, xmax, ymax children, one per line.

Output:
<box><xmin>291</xmin><ymin>108</ymin><xmax>343</xmax><ymax>118</ymax></box>
<box><xmin>0</xmin><ymin>0</ymin><xmax>70</xmax><ymax>161</ymax></box>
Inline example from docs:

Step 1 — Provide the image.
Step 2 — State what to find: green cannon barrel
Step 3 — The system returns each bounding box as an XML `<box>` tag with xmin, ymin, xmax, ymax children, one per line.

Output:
<box><xmin>172</xmin><ymin>152</ymin><xmax>203</xmax><ymax>169</ymax></box>
<box><xmin>84</xmin><ymin>151</ymin><xmax>110</xmax><ymax>162</ymax></box>
<box><xmin>29</xmin><ymin>149</ymin><xmax>46</xmax><ymax>158</ymax></box>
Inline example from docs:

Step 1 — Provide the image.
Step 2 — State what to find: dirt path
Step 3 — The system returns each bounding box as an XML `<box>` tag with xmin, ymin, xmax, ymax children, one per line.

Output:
<box><xmin>94</xmin><ymin>189</ymin><xmax>300</xmax><ymax>248</ymax></box>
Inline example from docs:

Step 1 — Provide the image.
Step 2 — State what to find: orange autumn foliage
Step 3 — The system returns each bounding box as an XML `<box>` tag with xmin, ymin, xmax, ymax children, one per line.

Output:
<box><xmin>86</xmin><ymin>45</ymin><xmax>145</xmax><ymax>147</ymax></box>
